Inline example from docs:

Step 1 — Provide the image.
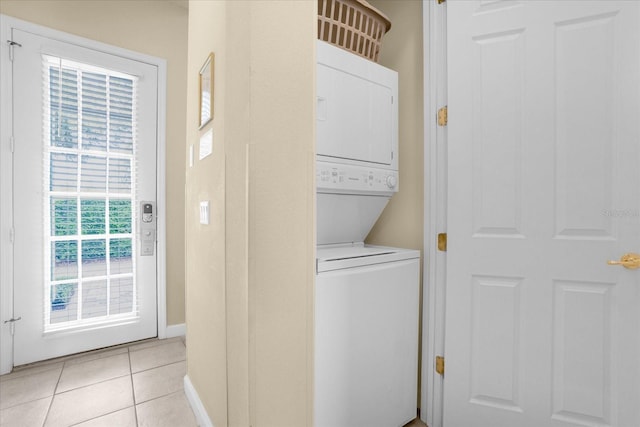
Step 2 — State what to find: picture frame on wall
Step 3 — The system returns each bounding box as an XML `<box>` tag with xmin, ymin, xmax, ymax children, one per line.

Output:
<box><xmin>199</xmin><ymin>52</ymin><xmax>214</xmax><ymax>129</ymax></box>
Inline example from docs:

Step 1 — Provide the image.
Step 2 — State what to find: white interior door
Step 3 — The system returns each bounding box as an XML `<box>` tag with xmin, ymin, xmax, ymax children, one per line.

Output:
<box><xmin>445</xmin><ymin>1</ymin><xmax>640</xmax><ymax>426</ymax></box>
<box><xmin>10</xmin><ymin>28</ymin><xmax>158</xmax><ymax>366</ymax></box>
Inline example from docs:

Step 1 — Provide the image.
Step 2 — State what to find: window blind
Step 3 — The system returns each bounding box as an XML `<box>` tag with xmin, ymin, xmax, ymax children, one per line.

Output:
<box><xmin>42</xmin><ymin>55</ymin><xmax>139</xmax><ymax>330</ymax></box>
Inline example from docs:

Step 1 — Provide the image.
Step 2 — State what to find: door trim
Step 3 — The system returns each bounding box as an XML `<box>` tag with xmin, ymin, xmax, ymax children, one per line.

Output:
<box><xmin>421</xmin><ymin>1</ymin><xmax>447</xmax><ymax>426</ymax></box>
<box><xmin>0</xmin><ymin>15</ymin><xmax>15</xmax><ymax>376</ymax></box>
<box><xmin>0</xmin><ymin>15</ymin><xmax>167</xmax><ymax>374</ymax></box>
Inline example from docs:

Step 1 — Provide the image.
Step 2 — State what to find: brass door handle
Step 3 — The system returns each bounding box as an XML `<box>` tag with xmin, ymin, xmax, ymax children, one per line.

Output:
<box><xmin>607</xmin><ymin>253</ymin><xmax>640</xmax><ymax>269</ymax></box>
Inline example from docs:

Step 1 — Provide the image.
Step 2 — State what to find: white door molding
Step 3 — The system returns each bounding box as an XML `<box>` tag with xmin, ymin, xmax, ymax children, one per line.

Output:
<box><xmin>421</xmin><ymin>1</ymin><xmax>447</xmax><ymax>426</ymax></box>
<box><xmin>0</xmin><ymin>14</ymin><xmax>167</xmax><ymax>373</ymax></box>
<box><xmin>0</xmin><ymin>15</ymin><xmax>16</xmax><ymax>376</ymax></box>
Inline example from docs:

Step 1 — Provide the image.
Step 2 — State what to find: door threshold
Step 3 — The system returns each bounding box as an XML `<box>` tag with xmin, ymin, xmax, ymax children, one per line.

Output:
<box><xmin>5</xmin><ymin>335</ymin><xmax>189</xmax><ymax>374</ymax></box>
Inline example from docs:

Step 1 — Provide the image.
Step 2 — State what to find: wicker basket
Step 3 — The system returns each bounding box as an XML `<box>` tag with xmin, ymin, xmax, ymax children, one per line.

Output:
<box><xmin>317</xmin><ymin>0</ymin><xmax>391</xmax><ymax>63</ymax></box>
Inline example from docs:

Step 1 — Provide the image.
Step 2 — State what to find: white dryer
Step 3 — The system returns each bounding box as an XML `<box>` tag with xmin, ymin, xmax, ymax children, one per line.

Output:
<box><xmin>315</xmin><ymin>41</ymin><xmax>420</xmax><ymax>427</ymax></box>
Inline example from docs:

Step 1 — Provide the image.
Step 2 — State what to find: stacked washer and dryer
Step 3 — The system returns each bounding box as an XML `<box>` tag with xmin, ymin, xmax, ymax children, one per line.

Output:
<box><xmin>315</xmin><ymin>41</ymin><xmax>421</xmax><ymax>427</ymax></box>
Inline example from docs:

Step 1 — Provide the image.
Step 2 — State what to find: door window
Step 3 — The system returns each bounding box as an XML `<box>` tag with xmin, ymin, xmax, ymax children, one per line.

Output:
<box><xmin>44</xmin><ymin>56</ymin><xmax>137</xmax><ymax>331</ymax></box>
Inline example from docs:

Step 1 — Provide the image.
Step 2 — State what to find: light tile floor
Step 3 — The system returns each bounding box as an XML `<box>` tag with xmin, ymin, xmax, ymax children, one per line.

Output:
<box><xmin>0</xmin><ymin>337</ymin><xmax>197</xmax><ymax>427</ymax></box>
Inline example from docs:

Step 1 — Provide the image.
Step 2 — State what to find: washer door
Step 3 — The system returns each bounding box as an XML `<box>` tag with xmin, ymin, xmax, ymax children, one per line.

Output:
<box><xmin>315</xmin><ymin>258</ymin><xmax>420</xmax><ymax>427</ymax></box>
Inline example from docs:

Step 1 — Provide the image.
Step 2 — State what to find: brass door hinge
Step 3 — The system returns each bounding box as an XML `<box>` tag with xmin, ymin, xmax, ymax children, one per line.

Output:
<box><xmin>436</xmin><ymin>356</ymin><xmax>445</xmax><ymax>375</ymax></box>
<box><xmin>437</xmin><ymin>106</ymin><xmax>448</xmax><ymax>126</ymax></box>
<box><xmin>437</xmin><ymin>233</ymin><xmax>447</xmax><ymax>252</ymax></box>
<box><xmin>437</xmin><ymin>0</ymin><xmax>446</xmax><ymax>4</ymax></box>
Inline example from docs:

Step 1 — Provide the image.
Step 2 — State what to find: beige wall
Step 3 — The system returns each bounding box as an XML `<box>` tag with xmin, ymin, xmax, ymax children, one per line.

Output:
<box><xmin>185</xmin><ymin>1</ymin><xmax>315</xmax><ymax>425</ymax></box>
<box><xmin>366</xmin><ymin>0</ymin><xmax>424</xmax><ymax>254</ymax></box>
<box><xmin>0</xmin><ymin>0</ymin><xmax>188</xmax><ymax>326</ymax></box>
<box><xmin>367</xmin><ymin>0</ymin><xmax>424</xmax><ymax>408</ymax></box>
<box><xmin>223</xmin><ymin>3</ymin><xmax>250</xmax><ymax>423</ymax></box>
<box><xmin>247</xmin><ymin>2</ymin><xmax>315</xmax><ymax>424</ymax></box>
<box><xmin>184</xmin><ymin>1</ymin><xmax>228</xmax><ymax>424</ymax></box>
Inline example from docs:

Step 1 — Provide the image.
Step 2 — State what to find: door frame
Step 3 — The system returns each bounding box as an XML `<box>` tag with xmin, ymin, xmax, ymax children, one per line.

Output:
<box><xmin>421</xmin><ymin>1</ymin><xmax>447</xmax><ymax>426</ymax></box>
<box><xmin>0</xmin><ymin>15</ymin><xmax>168</xmax><ymax>375</ymax></box>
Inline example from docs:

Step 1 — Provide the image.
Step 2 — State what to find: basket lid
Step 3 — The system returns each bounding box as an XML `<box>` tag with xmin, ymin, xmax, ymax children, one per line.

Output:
<box><xmin>356</xmin><ymin>0</ymin><xmax>392</xmax><ymax>32</ymax></box>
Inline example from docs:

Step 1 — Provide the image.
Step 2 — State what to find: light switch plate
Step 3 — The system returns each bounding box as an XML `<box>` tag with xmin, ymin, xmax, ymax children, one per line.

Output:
<box><xmin>199</xmin><ymin>201</ymin><xmax>209</xmax><ymax>225</ymax></box>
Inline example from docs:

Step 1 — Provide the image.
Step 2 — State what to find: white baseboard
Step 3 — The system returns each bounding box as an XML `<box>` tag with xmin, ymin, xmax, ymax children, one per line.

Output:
<box><xmin>184</xmin><ymin>375</ymin><xmax>214</xmax><ymax>427</ymax></box>
<box><xmin>166</xmin><ymin>323</ymin><xmax>186</xmax><ymax>339</ymax></box>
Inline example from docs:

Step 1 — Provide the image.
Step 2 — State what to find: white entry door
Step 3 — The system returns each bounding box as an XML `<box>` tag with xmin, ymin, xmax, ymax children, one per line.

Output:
<box><xmin>9</xmin><ymin>28</ymin><xmax>158</xmax><ymax>365</ymax></box>
<box><xmin>445</xmin><ymin>1</ymin><xmax>640</xmax><ymax>426</ymax></box>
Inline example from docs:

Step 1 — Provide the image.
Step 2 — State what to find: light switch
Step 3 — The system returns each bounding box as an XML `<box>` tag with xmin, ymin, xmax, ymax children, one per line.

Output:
<box><xmin>199</xmin><ymin>201</ymin><xmax>209</xmax><ymax>225</ymax></box>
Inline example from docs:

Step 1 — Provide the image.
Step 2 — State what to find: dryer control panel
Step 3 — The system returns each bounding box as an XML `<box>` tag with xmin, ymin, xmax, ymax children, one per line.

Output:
<box><xmin>316</xmin><ymin>161</ymin><xmax>398</xmax><ymax>194</ymax></box>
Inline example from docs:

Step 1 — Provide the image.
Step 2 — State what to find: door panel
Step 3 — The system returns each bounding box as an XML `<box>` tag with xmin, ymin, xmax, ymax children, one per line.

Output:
<box><xmin>471</xmin><ymin>28</ymin><xmax>524</xmax><ymax>237</ymax></box>
<box><xmin>11</xmin><ymin>29</ymin><xmax>158</xmax><ymax>365</ymax></box>
<box><xmin>551</xmin><ymin>279</ymin><xmax>613</xmax><ymax>425</ymax></box>
<box><xmin>469</xmin><ymin>275</ymin><xmax>523</xmax><ymax>413</ymax></box>
<box><xmin>555</xmin><ymin>13</ymin><xmax>615</xmax><ymax>239</ymax></box>
<box><xmin>445</xmin><ymin>2</ymin><xmax>640</xmax><ymax>426</ymax></box>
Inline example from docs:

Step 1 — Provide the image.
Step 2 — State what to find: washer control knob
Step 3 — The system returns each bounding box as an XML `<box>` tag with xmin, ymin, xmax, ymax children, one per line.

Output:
<box><xmin>386</xmin><ymin>175</ymin><xmax>397</xmax><ymax>189</ymax></box>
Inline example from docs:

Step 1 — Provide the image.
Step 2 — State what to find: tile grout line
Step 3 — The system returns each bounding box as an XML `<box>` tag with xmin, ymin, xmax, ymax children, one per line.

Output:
<box><xmin>129</xmin><ymin>340</ymin><xmax>189</xmax><ymax>424</ymax></box>
<box><xmin>49</xmin><ymin>373</ymin><xmax>133</xmax><ymax>397</ymax></box>
<box><xmin>41</xmin><ymin>361</ymin><xmax>65</xmax><ymax>427</ymax></box>
<box><xmin>66</xmin><ymin>407</ymin><xmax>135</xmax><ymax>427</ymax></box>
<box><xmin>128</xmin><ymin>340</ymin><xmax>187</xmax><ymax>374</ymax></box>
<box><xmin>130</xmin><ymin>358</ymin><xmax>187</xmax><ymax>375</ymax></box>
<box><xmin>128</xmin><ymin>346</ymin><xmax>140</xmax><ymax>427</ymax></box>
<box><xmin>127</xmin><ymin>340</ymin><xmax>187</xmax><ymax>406</ymax></box>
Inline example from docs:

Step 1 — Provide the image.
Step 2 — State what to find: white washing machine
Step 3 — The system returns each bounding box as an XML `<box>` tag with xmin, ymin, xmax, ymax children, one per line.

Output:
<box><xmin>315</xmin><ymin>41</ymin><xmax>420</xmax><ymax>427</ymax></box>
<box><xmin>315</xmin><ymin>244</ymin><xmax>420</xmax><ymax>427</ymax></box>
